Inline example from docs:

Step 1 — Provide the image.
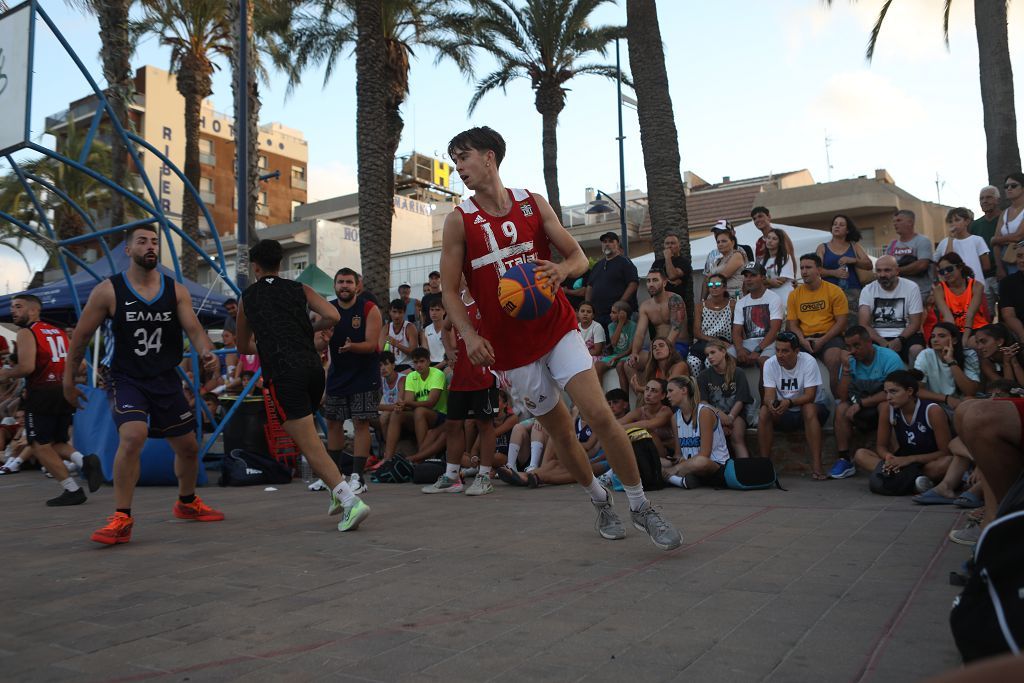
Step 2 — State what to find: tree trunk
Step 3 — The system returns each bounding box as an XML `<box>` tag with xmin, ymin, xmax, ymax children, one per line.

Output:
<box><xmin>228</xmin><ymin>0</ymin><xmax>260</xmax><ymax>245</ymax></box>
<box><xmin>626</xmin><ymin>0</ymin><xmax>692</xmax><ymax>334</ymax></box>
<box><xmin>535</xmin><ymin>83</ymin><xmax>565</xmax><ymax>224</ymax></box>
<box><xmin>355</xmin><ymin>0</ymin><xmax>393</xmax><ymax>302</ymax></box>
<box><xmin>974</xmin><ymin>0</ymin><xmax>1020</xmax><ymax>194</ymax></box>
<box><xmin>177</xmin><ymin>66</ymin><xmax>207</xmax><ymax>281</ymax></box>
<box><xmin>94</xmin><ymin>0</ymin><xmax>133</xmax><ymax>231</ymax></box>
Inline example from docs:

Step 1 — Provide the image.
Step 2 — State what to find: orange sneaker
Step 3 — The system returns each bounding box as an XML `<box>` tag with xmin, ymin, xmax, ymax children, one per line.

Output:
<box><xmin>91</xmin><ymin>512</ymin><xmax>133</xmax><ymax>545</ymax></box>
<box><xmin>173</xmin><ymin>496</ymin><xmax>225</xmax><ymax>522</ymax></box>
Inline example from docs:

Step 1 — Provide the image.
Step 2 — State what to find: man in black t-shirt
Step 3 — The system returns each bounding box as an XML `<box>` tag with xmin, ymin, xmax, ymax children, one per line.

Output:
<box><xmin>586</xmin><ymin>232</ymin><xmax>638</xmax><ymax>331</ymax></box>
<box><xmin>999</xmin><ymin>244</ymin><xmax>1024</xmax><ymax>343</ymax></box>
<box><xmin>650</xmin><ymin>233</ymin><xmax>692</xmax><ymax>301</ymax></box>
<box><xmin>420</xmin><ymin>270</ymin><xmax>443</xmax><ymax>327</ymax></box>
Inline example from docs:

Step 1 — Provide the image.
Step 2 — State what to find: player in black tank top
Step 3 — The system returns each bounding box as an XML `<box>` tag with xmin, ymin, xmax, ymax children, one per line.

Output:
<box><xmin>64</xmin><ymin>226</ymin><xmax>224</xmax><ymax>545</ymax></box>
<box><xmin>236</xmin><ymin>239</ymin><xmax>370</xmax><ymax>532</ymax></box>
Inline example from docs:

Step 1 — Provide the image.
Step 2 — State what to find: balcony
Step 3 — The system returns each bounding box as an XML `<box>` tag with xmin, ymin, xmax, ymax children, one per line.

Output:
<box><xmin>256</xmin><ymin>204</ymin><xmax>270</xmax><ymax>217</ymax></box>
<box><xmin>200</xmin><ymin>153</ymin><xmax>217</xmax><ymax>166</ymax></box>
<box><xmin>200</xmin><ymin>191</ymin><xmax>216</xmax><ymax>205</ymax></box>
<box><xmin>291</xmin><ymin>177</ymin><xmax>307</xmax><ymax>190</ymax></box>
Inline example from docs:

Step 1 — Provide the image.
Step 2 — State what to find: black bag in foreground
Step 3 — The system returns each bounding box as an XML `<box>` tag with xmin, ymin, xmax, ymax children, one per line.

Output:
<box><xmin>626</xmin><ymin>429</ymin><xmax>664</xmax><ymax>491</ymax></box>
<box><xmin>371</xmin><ymin>453</ymin><xmax>415</xmax><ymax>483</ymax></box>
<box><xmin>219</xmin><ymin>449</ymin><xmax>293</xmax><ymax>487</ymax></box>
<box><xmin>724</xmin><ymin>457</ymin><xmax>784</xmax><ymax>490</ymax></box>
<box><xmin>868</xmin><ymin>460</ymin><xmax>922</xmax><ymax>496</ymax></box>
<box><xmin>950</xmin><ymin>475</ymin><xmax>1024</xmax><ymax>662</ymax></box>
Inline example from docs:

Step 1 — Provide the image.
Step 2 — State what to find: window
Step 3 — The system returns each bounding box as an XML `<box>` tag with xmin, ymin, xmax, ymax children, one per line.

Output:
<box><xmin>290</xmin><ymin>165</ymin><xmax>307</xmax><ymax>189</ymax></box>
<box><xmin>199</xmin><ymin>177</ymin><xmax>214</xmax><ymax>192</ymax></box>
<box><xmin>258</xmin><ymin>191</ymin><xmax>268</xmax><ymax>206</ymax></box>
<box><xmin>258</xmin><ymin>155</ymin><xmax>268</xmax><ymax>169</ymax></box>
<box><xmin>290</xmin><ymin>253</ymin><xmax>308</xmax><ymax>273</ymax></box>
<box><xmin>199</xmin><ymin>139</ymin><xmax>215</xmax><ymax>166</ymax></box>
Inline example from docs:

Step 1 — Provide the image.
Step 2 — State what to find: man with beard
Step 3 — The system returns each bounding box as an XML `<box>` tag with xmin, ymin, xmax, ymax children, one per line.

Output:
<box><xmin>857</xmin><ymin>255</ymin><xmax>924</xmax><ymax>364</ymax></box>
<box><xmin>1</xmin><ymin>295</ymin><xmax>103</xmax><ymax>505</ymax></box>
<box><xmin>650</xmin><ymin>234</ymin><xmax>691</xmax><ymax>300</ymax></box>
<box><xmin>65</xmin><ymin>226</ymin><xmax>224</xmax><ymax>545</ymax></box>
<box><xmin>625</xmin><ymin>268</ymin><xmax>688</xmax><ymax>386</ymax></box>
<box><xmin>321</xmin><ymin>267</ymin><xmax>382</xmax><ymax>495</ymax></box>
<box><xmin>586</xmin><ymin>232</ymin><xmax>639</xmax><ymax>332</ymax></box>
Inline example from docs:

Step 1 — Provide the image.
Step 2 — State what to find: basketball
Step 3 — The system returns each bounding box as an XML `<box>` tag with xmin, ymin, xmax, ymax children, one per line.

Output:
<box><xmin>498</xmin><ymin>262</ymin><xmax>556</xmax><ymax>320</ymax></box>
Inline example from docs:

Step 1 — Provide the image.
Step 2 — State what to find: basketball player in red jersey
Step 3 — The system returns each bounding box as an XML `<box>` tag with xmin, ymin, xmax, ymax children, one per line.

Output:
<box><xmin>440</xmin><ymin>127</ymin><xmax>682</xmax><ymax>549</ymax></box>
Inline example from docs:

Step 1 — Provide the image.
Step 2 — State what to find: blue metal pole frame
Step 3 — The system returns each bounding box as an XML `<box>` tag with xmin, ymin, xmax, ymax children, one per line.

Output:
<box><xmin>616</xmin><ymin>37</ymin><xmax>628</xmax><ymax>254</ymax></box>
<box><xmin>235</xmin><ymin>0</ymin><xmax>249</xmax><ymax>291</ymax></box>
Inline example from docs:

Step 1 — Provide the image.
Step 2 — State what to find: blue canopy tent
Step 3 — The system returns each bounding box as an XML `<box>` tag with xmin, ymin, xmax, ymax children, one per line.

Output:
<box><xmin>0</xmin><ymin>243</ymin><xmax>229</xmax><ymax>325</ymax></box>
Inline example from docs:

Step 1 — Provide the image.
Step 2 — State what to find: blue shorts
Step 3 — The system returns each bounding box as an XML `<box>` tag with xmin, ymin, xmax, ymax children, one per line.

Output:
<box><xmin>674</xmin><ymin>342</ymin><xmax>690</xmax><ymax>359</ymax></box>
<box><xmin>108</xmin><ymin>370</ymin><xmax>195</xmax><ymax>438</ymax></box>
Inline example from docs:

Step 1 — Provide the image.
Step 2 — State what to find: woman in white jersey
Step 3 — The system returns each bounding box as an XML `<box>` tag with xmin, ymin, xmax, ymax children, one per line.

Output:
<box><xmin>662</xmin><ymin>375</ymin><xmax>730</xmax><ymax>489</ymax></box>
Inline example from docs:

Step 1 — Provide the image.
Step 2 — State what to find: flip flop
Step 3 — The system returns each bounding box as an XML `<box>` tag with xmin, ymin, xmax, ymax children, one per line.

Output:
<box><xmin>954</xmin><ymin>491</ymin><xmax>984</xmax><ymax>509</ymax></box>
<box><xmin>811</xmin><ymin>471</ymin><xmax>828</xmax><ymax>481</ymax></box>
<box><xmin>912</xmin><ymin>488</ymin><xmax>958</xmax><ymax>505</ymax></box>
<box><xmin>527</xmin><ymin>472</ymin><xmax>542</xmax><ymax>489</ymax></box>
<box><xmin>496</xmin><ymin>467</ymin><xmax>526</xmax><ymax>487</ymax></box>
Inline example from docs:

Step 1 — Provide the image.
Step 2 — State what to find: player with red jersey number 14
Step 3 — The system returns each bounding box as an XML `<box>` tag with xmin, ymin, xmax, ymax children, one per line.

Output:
<box><xmin>439</xmin><ymin>126</ymin><xmax>682</xmax><ymax>550</ymax></box>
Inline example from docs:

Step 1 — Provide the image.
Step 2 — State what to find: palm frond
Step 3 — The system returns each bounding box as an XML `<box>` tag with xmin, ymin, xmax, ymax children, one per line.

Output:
<box><xmin>865</xmin><ymin>0</ymin><xmax>894</xmax><ymax>62</ymax></box>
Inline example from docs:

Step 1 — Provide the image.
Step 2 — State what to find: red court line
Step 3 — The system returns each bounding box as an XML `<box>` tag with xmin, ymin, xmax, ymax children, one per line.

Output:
<box><xmin>104</xmin><ymin>506</ymin><xmax>774</xmax><ymax>682</ymax></box>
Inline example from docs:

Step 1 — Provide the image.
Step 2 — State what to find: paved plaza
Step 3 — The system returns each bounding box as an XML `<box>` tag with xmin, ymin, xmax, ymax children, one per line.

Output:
<box><xmin>1</xmin><ymin>469</ymin><xmax>971</xmax><ymax>682</ymax></box>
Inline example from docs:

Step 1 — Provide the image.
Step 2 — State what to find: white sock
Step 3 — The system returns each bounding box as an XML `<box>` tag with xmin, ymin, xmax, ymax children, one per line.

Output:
<box><xmin>506</xmin><ymin>443</ymin><xmax>521</xmax><ymax>471</ymax></box>
<box><xmin>445</xmin><ymin>463</ymin><xmax>460</xmax><ymax>479</ymax></box>
<box><xmin>667</xmin><ymin>475</ymin><xmax>685</xmax><ymax>488</ymax></box>
<box><xmin>623</xmin><ymin>482</ymin><xmax>648</xmax><ymax>512</ymax></box>
<box><xmin>479</xmin><ymin>465</ymin><xmax>492</xmax><ymax>476</ymax></box>
<box><xmin>59</xmin><ymin>477</ymin><xmax>81</xmax><ymax>493</ymax></box>
<box><xmin>584</xmin><ymin>477</ymin><xmax>608</xmax><ymax>503</ymax></box>
<box><xmin>69</xmin><ymin>451</ymin><xmax>85</xmax><ymax>469</ymax></box>
<box><xmin>333</xmin><ymin>481</ymin><xmax>356</xmax><ymax>506</ymax></box>
<box><xmin>529</xmin><ymin>441</ymin><xmax>544</xmax><ymax>469</ymax></box>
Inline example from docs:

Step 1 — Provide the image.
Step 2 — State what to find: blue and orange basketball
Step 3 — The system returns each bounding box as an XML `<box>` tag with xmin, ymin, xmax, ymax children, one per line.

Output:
<box><xmin>498</xmin><ymin>262</ymin><xmax>556</xmax><ymax>320</ymax></box>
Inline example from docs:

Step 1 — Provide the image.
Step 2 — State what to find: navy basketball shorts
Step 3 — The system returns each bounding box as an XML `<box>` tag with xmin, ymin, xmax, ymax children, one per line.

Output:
<box><xmin>25</xmin><ymin>411</ymin><xmax>73</xmax><ymax>445</ymax></box>
<box><xmin>266</xmin><ymin>365</ymin><xmax>326</xmax><ymax>423</ymax></box>
<box><xmin>108</xmin><ymin>370</ymin><xmax>195</xmax><ymax>438</ymax></box>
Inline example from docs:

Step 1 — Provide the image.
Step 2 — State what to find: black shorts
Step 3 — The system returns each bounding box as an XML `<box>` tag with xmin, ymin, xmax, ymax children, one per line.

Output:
<box><xmin>891</xmin><ymin>332</ymin><xmax>926</xmax><ymax>363</ymax></box>
<box><xmin>695</xmin><ymin>462</ymin><xmax>727</xmax><ymax>488</ymax></box>
<box><xmin>446</xmin><ymin>386</ymin><xmax>498</xmax><ymax>421</ymax></box>
<box><xmin>266</xmin><ymin>365</ymin><xmax>325</xmax><ymax>423</ymax></box>
<box><xmin>109</xmin><ymin>370</ymin><xmax>195</xmax><ymax>438</ymax></box>
<box><xmin>776</xmin><ymin>403</ymin><xmax>830</xmax><ymax>431</ymax></box>
<box><xmin>808</xmin><ymin>335</ymin><xmax>845</xmax><ymax>357</ymax></box>
<box><xmin>25</xmin><ymin>411</ymin><xmax>72</xmax><ymax>445</ymax></box>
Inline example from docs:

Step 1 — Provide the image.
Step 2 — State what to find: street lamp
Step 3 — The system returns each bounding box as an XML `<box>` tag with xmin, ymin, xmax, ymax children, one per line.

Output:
<box><xmin>586</xmin><ymin>190</ymin><xmax>627</xmax><ymax>251</ymax></box>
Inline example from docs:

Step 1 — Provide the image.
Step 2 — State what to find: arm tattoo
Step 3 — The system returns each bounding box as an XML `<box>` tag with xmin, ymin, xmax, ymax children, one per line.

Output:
<box><xmin>668</xmin><ymin>294</ymin><xmax>686</xmax><ymax>334</ymax></box>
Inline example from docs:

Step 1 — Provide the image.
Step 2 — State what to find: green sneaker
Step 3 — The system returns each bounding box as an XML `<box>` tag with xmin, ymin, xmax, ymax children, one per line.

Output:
<box><xmin>338</xmin><ymin>498</ymin><xmax>370</xmax><ymax>532</ymax></box>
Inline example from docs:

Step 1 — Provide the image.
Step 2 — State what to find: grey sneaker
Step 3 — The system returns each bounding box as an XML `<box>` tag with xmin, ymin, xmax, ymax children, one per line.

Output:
<box><xmin>421</xmin><ymin>474</ymin><xmax>464</xmax><ymax>494</ymax></box>
<box><xmin>631</xmin><ymin>501</ymin><xmax>683</xmax><ymax>550</ymax></box>
<box><xmin>949</xmin><ymin>521</ymin><xmax>981</xmax><ymax>547</ymax></box>
<box><xmin>591</xmin><ymin>485</ymin><xmax>626</xmax><ymax>540</ymax></box>
<box><xmin>914</xmin><ymin>475</ymin><xmax>935</xmax><ymax>494</ymax></box>
<box><xmin>464</xmin><ymin>473</ymin><xmax>494</xmax><ymax>496</ymax></box>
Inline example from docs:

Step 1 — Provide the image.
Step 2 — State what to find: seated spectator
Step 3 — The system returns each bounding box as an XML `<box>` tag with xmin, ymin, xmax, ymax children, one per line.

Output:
<box><xmin>759</xmin><ymin>226</ymin><xmax>797</xmax><ymax>304</ymax></box>
<box><xmin>627</xmin><ymin>268</ymin><xmax>688</xmax><ymax>378</ymax></box>
<box><xmin>758</xmin><ymin>331</ymin><xmax>830</xmax><ymax>480</ymax></box>
<box><xmin>933</xmin><ymin>252</ymin><xmax>990</xmax><ymax>342</ymax></box>
<box><xmin>237</xmin><ymin>369</ymin><xmax>263</xmax><ymax>395</ymax></box>
<box><xmin>852</xmin><ymin>369</ymin><xmax>952</xmax><ymax>492</ymax></box>
<box><xmin>662</xmin><ymin>375</ymin><xmax>730</xmax><ymax>489</ymax></box>
<box><xmin>0</xmin><ymin>410</ymin><xmax>25</xmax><ymax>473</ymax></box>
<box><xmin>817</xmin><ymin>214</ymin><xmax>873</xmax><ymax>314</ymax></box>
<box><xmin>733</xmin><ymin>264</ymin><xmax>783</xmax><ymax>372</ymax></box>
<box><xmin>502</xmin><ymin>415</ymin><xmax>537</xmax><ymax>472</ymax></box>
<box><xmin>831</xmin><ymin>326</ymin><xmax>906</xmax><ymax>478</ymax></box>
<box><xmin>200</xmin><ymin>392</ymin><xmax>220</xmax><ymax>432</ymax></box>
<box><xmin>466</xmin><ymin>390</ymin><xmax>518</xmax><ymax>471</ymax></box>
<box><xmin>858</xmin><ymin>255</ymin><xmax>925</xmax><ymax>364</ymax></box>
<box><xmin>788</xmin><ymin>253</ymin><xmax>848</xmax><ymax>396</ymax></box>
<box><xmin>380</xmin><ymin>347</ymin><xmax>447</xmax><ymax>463</ymax></box>
<box><xmin>703</xmin><ymin>224</ymin><xmax>746</xmax><ymax>300</ymax></box>
<box><xmin>500</xmin><ymin>420</ymin><xmax>587</xmax><ymax>487</ymax></box>
<box><xmin>594</xmin><ymin>301</ymin><xmax>635</xmax><ymax>389</ymax></box>
<box><xmin>973</xmin><ymin>323</ymin><xmax>1024</xmax><ymax>387</ymax></box>
<box><xmin>629</xmin><ymin>337</ymin><xmax>689</xmax><ymax>396</ymax></box>
<box><xmin>619</xmin><ymin>378</ymin><xmax>673</xmax><ymax>458</ymax></box>
<box><xmin>997</xmin><ymin>243</ymin><xmax>1024</xmax><ymax>342</ymax></box>
<box><xmin>577</xmin><ymin>302</ymin><xmax>606</xmax><ymax>360</ymax></box>
<box><xmin>382</xmin><ymin>299</ymin><xmax>418</xmax><ymax>371</ymax></box>
<box><xmin>226</xmin><ymin>352</ymin><xmax>261</xmax><ymax>393</ymax></box>
<box><xmin>420</xmin><ymin>300</ymin><xmax>448</xmax><ymax>370</ymax></box>
<box><xmin>375</xmin><ymin>351</ymin><xmax>407</xmax><ymax>441</ymax></box>
<box><xmin>220</xmin><ymin>328</ymin><xmax>239</xmax><ymax>378</ymax></box>
<box><xmin>687</xmin><ymin>273</ymin><xmax>735</xmax><ymax>376</ymax></box>
<box><xmin>913</xmin><ymin>322</ymin><xmax>981</xmax><ymax>412</ymax></box>
<box><xmin>934</xmin><ymin>207</ymin><xmax>992</xmax><ymax>292</ymax></box>
<box><xmin>698</xmin><ymin>339</ymin><xmax>753</xmax><ymax>458</ymax></box>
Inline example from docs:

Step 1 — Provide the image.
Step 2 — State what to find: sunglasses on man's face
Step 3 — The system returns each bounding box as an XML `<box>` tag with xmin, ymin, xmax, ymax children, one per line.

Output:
<box><xmin>1006</xmin><ymin>182</ymin><xmax>1022</xmax><ymax>190</ymax></box>
<box><xmin>938</xmin><ymin>266</ymin><xmax>956</xmax><ymax>276</ymax></box>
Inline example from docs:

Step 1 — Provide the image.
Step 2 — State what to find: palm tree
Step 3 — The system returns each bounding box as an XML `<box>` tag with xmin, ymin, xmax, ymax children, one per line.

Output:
<box><xmin>66</xmin><ymin>0</ymin><xmax>136</xmax><ymax>230</ymax></box>
<box><xmin>273</xmin><ymin>0</ymin><xmax>471</xmax><ymax>300</ymax></box>
<box><xmin>134</xmin><ymin>0</ymin><xmax>232</xmax><ymax>279</ymax></box>
<box><xmin>825</xmin><ymin>0</ymin><xmax>1020</xmax><ymax>192</ymax></box>
<box><xmin>464</xmin><ymin>0</ymin><xmax>622</xmax><ymax>222</ymax></box>
<box><xmin>625</xmin><ymin>0</ymin><xmax>691</xmax><ymax>330</ymax></box>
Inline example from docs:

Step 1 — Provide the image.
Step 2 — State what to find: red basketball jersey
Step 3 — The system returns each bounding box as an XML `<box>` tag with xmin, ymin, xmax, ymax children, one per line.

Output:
<box><xmin>450</xmin><ymin>299</ymin><xmax>495</xmax><ymax>392</ymax></box>
<box><xmin>27</xmin><ymin>321</ymin><xmax>69</xmax><ymax>390</ymax></box>
<box><xmin>458</xmin><ymin>188</ymin><xmax>578</xmax><ymax>370</ymax></box>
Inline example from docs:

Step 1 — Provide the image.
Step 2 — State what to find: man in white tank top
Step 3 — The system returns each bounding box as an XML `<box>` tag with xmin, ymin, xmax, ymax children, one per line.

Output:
<box><xmin>420</xmin><ymin>300</ymin><xmax>449</xmax><ymax>370</ymax></box>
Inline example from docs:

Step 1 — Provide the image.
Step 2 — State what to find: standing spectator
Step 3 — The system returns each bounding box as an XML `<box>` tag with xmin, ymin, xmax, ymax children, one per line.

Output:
<box><xmin>758</xmin><ymin>332</ymin><xmax>830</xmax><ymax>480</ymax></box>
<box><xmin>577</xmin><ymin>302</ymin><xmax>606</xmax><ymax>360</ymax></box>
<box><xmin>687</xmin><ymin>273</ymin><xmax>735</xmax><ymax>376</ymax></box>
<box><xmin>933</xmin><ymin>252</ymin><xmax>990</xmax><ymax>339</ymax></box>
<box><xmin>971</xmin><ymin>185</ymin><xmax>1002</xmax><ymax>315</ymax></box>
<box><xmin>858</xmin><ymin>255</ymin><xmax>925</xmax><ymax>363</ymax></box>
<box><xmin>586</xmin><ymin>231</ymin><xmax>638</xmax><ymax>331</ymax></box>
<box><xmin>382</xmin><ymin>299</ymin><xmax>418</xmax><ymax>371</ymax></box>
<box><xmin>702</xmin><ymin>226</ymin><xmax>746</xmax><ymax>300</ymax></box>
<box><xmin>398</xmin><ymin>283</ymin><xmax>420</xmax><ymax>325</ymax></box>
<box><xmin>760</xmin><ymin>227</ymin><xmax>797</xmax><ymax>305</ymax></box>
<box><xmin>934</xmin><ymin>207</ymin><xmax>992</xmax><ymax>290</ymax></box>
<box><xmin>816</xmin><ymin>214</ymin><xmax>872</xmax><ymax>313</ymax></box>
<box><xmin>733</xmin><ymin>264</ymin><xmax>783</xmax><ymax>370</ymax></box>
<box><xmin>419</xmin><ymin>271</ymin><xmax>443</xmax><ymax>326</ymax></box>
<box><xmin>787</xmin><ymin>253</ymin><xmax>848</xmax><ymax>396</ymax></box>
<box><xmin>885</xmin><ymin>209</ymin><xmax>934</xmax><ymax>301</ymax></box>
<box><xmin>322</xmin><ymin>268</ymin><xmax>382</xmax><ymax>496</ymax></box>
<box><xmin>751</xmin><ymin>206</ymin><xmax>795</xmax><ymax>262</ymax></box>
<box><xmin>830</xmin><ymin>326</ymin><xmax>905</xmax><ymax>479</ymax></box>
<box><xmin>998</xmin><ymin>243</ymin><xmax>1024</xmax><ymax>342</ymax></box>
<box><xmin>990</xmin><ymin>172</ymin><xmax>1024</xmax><ymax>278</ymax></box>
<box><xmin>913</xmin><ymin>322</ymin><xmax>981</xmax><ymax>412</ymax></box>
<box><xmin>222</xmin><ymin>298</ymin><xmax>238</xmax><ymax>335</ymax></box>
<box><xmin>419</xmin><ymin>300</ymin><xmax>448</xmax><ymax>370</ymax></box>
<box><xmin>650</xmin><ymin>233</ymin><xmax>692</xmax><ymax>301</ymax></box>
<box><xmin>698</xmin><ymin>339</ymin><xmax>753</xmax><ymax>458</ymax></box>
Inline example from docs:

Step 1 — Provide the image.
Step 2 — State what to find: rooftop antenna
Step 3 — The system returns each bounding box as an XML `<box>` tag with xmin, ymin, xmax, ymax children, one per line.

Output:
<box><xmin>935</xmin><ymin>172</ymin><xmax>946</xmax><ymax>204</ymax></box>
<box><xmin>824</xmin><ymin>131</ymin><xmax>834</xmax><ymax>182</ymax></box>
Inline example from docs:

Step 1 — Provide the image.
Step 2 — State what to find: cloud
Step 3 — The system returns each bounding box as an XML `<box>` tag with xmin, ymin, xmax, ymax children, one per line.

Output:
<box><xmin>809</xmin><ymin>70</ymin><xmax>927</xmax><ymax>133</ymax></box>
<box><xmin>307</xmin><ymin>161</ymin><xmax>359</xmax><ymax>203</ymax></box>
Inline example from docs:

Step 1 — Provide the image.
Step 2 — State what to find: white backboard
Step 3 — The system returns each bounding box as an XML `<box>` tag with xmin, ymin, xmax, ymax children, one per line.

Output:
<box><xmin>0</xmin><ymin>1</ymin><xmax>34</xmax><ymax>155</ymax></box>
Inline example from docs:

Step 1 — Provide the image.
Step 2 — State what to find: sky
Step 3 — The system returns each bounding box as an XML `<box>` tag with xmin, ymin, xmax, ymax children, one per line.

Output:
<box><xmin>2</xmin><ymin>0</ymin><xmax>1024</xmax><ymax>293</ymax></box>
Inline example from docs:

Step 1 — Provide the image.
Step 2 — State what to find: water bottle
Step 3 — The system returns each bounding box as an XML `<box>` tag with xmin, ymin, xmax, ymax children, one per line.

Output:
<box><xmin>300</xmin><ymin>456</ymin><xmax>313</xmax><ymax>483</ymax></box>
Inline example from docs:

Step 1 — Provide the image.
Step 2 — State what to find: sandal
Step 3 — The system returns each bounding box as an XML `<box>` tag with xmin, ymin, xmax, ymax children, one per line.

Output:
<box><xmin>527</xmin><ymin>472</ymin><xmax>542</xmax><ymax>488</ymax></box>
<box><xmin>811</xmin><ymin>471</ymin><xmax>828</xmax><ymax>481</ymax></box>
<box><xmin>496</xmin><ymin>466</ymin><xmax>527</xmax><ymax>487</ymax></box>
<box><xmin>912</xmin><ymin>488</ymin><xmax>958</xmax><ymax>505</ymax></box>
<box><xmin>954</xmin><ymin>491</ymin><xmax>984</xmax><ymax>509</ymax></box>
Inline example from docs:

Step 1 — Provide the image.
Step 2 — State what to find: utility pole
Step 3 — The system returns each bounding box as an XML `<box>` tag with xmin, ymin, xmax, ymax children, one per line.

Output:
<box><xmin>824</xmin><ymin>132</ymin><xmax>834</xmax><ymax>182</ymax></box>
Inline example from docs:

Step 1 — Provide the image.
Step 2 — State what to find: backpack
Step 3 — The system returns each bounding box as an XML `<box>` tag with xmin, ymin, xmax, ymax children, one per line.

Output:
<box><xmin>625</xmin><ymin>428</ymin><xmax>664</xmax><ymax>491</ymax></box>
<box><xmin>950</xmin><ymin>475</ymin><xmax>1024</xmax><ymax>662</ymax></box>
<box><xmin>218</xmin><ymin>449</ymin><xmax>293</xmax><ymax>487</ymax></box>
<box><xmin>371</xmin><ymin>453</ymin><xmax>415</xmax><ymax>483</ymax></box>
<box><xmin>868</xmin><ymin>460</ymin><xmax>922</xmax><ymax>496</ymax></box>
<box><xmin>724</xmin><ymin>457</ymin><xmax>784</xmax><ymax>490</ymax></box>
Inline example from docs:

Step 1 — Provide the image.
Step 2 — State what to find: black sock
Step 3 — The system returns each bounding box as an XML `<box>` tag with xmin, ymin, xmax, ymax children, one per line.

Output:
<box><xmin>116</xmin><ymin>508</ymin><xmax>131</xmax><ymax>517</ymax></box>
<box><xmin>329</xmin><ymin>449</ymin><xmax>353</xmax><ymax>476</ymax></box>
<box><xmin>838</xmin><ymin>450</ymin><xmax>850</xmax><ymax>460</ymax></box>
<box><xmin>179</xmin><ymin>493</ymin><xmax>196</xmax><ymax>504</ymax></box>
<box><xmin>353</xmin><ymin>455</ymin><xmax>366</xmax><ymax>478</ymax></box>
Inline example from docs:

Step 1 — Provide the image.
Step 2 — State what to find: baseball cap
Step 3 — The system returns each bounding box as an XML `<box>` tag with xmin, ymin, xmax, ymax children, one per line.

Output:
<box><xmin>599</xmin><ymin>231</ymin><xmax>620</xmax><ymax>242</ymax></box>
<box><xmin>741</xmin><ymin>262</ymin><xmax>766</xmax><ymax>276</ymax></box>
<box><xmin>398</xmin><ymin>282</ymin><xmax>412</xmax><ymax>288</ymax></box>
<box><xmin>711</xmin><ymin>219</ymin><xmax>733</xmax><ymax>233</ymax></box>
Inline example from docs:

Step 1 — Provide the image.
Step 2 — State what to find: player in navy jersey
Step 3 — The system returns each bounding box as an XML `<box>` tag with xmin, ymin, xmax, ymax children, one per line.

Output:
<box><xmin>64</xmin><ymin>226</ymin><xmax>224</xmax><ymax>545</ymax></box>
<box><xmin>1</xmin><ymin>295</ymin><xmax>103</xmax><ymax>506</ymax></box>
<box><xmin>235</xmin><ymin>240</ymin><xmax>370</xmax><ymax>531</ymax></box>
